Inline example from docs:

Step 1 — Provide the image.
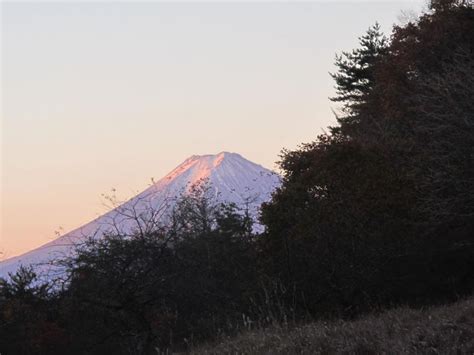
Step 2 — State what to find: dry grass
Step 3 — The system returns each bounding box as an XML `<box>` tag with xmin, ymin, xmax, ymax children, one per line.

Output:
<box><xmin>190</xmin><ymin>298</ymin><xmax>474</xmax><ymax>354</ymax></box>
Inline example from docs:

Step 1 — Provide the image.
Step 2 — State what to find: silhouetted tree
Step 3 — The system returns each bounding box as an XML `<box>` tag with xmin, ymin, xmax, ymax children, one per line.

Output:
<box><xmin>261</xmin><ymin>0</ymin><xmax>474</xmax><ymax>315</ymax></box>
<box><xmin>330</xmin><ymin>23</ymin><xmax>388</xmax><ymax>133</ymax></box>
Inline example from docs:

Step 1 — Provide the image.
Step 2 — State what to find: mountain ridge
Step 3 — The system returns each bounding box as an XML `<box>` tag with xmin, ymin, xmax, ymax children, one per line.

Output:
<box><xmin>0</xmin><ymin>152</ymin><xmax>280</xmax><ymax>280</ymax></box>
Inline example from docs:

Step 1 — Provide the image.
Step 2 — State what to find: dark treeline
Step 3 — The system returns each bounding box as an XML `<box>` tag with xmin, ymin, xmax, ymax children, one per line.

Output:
<box><xmin>1</xmin><ymin>1</ymin><xmax>473</xmax><ymax>353</ymax></box>
<box><xmin>260</xmin><ymin>0</ymin><xmax>474</xmax><ymax>314</ymax></box>
<box><xmin>0</xmin><ymin>186</ymin><xmax>262</xmax><ymax>354</ymax></box>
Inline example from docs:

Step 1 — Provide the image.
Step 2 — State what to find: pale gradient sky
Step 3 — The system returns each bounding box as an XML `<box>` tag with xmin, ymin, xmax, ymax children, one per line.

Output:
<box><xmin>1</xmin><ymin>1</ymin><xmax>426</xmax><ymax>258</ymax></box>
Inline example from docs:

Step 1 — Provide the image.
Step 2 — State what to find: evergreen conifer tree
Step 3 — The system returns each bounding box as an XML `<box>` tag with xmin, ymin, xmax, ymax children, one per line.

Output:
<box><xmin>330</xmin><ymin>23</ymin><xmax>387</xmax><ymax>130</ymax></box>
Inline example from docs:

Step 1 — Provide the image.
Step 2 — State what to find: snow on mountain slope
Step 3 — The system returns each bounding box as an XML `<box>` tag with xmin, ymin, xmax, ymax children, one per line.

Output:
<box><xmin>0</xmin><ymin>152</ymin><xmax>281</xmax><ymax>281</ymax></box>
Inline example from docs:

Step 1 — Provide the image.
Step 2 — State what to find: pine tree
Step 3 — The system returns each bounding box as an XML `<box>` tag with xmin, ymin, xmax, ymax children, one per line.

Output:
<box><xmin>330</xmin><ymin>23</ymin><xmax>387</xmax><ymax>128</ymax></box>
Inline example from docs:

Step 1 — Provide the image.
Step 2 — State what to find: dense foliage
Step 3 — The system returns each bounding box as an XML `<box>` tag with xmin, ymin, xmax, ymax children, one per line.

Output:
<box><xmin>1</xmin><ymin>1</ymin><xmax>473</xmax><ymax>353</ymax></box>
<box><xmin>1</xmin><ymin>186</ymin><xmax>261</xmax><ymax>354</ymax></box>
<box><xmin>260</xmin><ymin>0</ymin><xmax>474</xmax><ymax>313</ymax></box>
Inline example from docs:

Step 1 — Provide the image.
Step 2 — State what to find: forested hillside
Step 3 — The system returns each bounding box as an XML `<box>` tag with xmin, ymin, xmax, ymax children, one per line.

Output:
<box><xmin>259</xmin><ymin>0</ymin><xmax>474</xmax><ymax>315</ymax></box>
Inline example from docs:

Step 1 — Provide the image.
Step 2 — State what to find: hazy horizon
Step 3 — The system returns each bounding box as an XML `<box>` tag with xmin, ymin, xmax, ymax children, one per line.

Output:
<box><xmin>2</xmin><ymin>1</ymin><xmax>425</xmax><ymax>258</ymax></box>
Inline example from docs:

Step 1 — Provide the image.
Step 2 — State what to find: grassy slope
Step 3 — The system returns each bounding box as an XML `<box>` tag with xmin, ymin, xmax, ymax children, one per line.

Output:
<box><xmin>191</xmin><ymin>298</ymin><xmax>474</xmax><ymax>354</ymax></box>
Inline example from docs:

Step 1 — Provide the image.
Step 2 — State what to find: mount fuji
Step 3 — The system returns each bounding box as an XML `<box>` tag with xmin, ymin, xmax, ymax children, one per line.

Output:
<box><xmin>0</xmin><ymin>152</ymin><xmax>281</xmax><ymax>281</ymax></box>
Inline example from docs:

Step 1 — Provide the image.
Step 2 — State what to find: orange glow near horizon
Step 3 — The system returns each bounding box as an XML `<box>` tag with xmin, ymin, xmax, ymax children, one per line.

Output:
<box><xmin>1</xmin><ymin>1</ymin><xmax>425</xmax><ymax>259</ymax></box>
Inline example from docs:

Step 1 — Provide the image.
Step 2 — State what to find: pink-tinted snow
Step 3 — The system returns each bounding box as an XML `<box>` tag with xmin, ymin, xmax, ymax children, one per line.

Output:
<box><xmin>0</xmin><ymin>152</ymin><xmax>280</xmax><ymax>281</ymax></box>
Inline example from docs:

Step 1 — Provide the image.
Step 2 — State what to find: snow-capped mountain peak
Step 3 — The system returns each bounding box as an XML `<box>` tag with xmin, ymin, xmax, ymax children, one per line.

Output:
<box><xmin>0</xmin><ymin>152</ymin><xmax>280</xmax><ymax>281</ymax></box>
